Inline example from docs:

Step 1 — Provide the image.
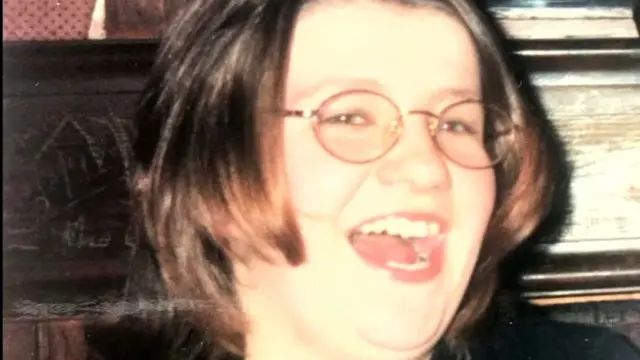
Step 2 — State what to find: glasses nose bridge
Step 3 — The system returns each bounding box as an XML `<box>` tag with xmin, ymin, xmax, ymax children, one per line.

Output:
<box><xmin>387</xmin><ymin>110</ymin><xmax>442</xmax><ymax>161</ymax></box>
<box><xmin>401</xmin><ymin>110</ymin><xmax>441</xmax><ymax>137</ymax></box>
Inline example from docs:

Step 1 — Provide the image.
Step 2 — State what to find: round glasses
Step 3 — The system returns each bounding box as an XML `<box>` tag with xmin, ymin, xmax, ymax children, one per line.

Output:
<box><xmin>283</xmin><ymin>90</ymin><xmax>516</xmax><ymax>169</ymax></box>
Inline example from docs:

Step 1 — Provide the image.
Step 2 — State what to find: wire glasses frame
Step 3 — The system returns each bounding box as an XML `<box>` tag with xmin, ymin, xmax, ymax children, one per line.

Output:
<box><xmin>282</xmin><ymin>89</ymin><xmax>517</xmax><ymax>169</ymax></box>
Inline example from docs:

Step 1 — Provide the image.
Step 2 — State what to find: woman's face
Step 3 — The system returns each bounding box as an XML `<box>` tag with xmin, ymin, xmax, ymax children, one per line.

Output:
<box><xmin>237</xmin><ymin>2</ymin><xmax>496</xmax><ymax>360</ymax></box>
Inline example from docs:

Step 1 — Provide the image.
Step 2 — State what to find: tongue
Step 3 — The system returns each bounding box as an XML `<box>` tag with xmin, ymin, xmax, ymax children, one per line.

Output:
<box><xmin>350</xmin><ymin>233</ymin><xmax>418</xmax><ymax>267</ymax></box>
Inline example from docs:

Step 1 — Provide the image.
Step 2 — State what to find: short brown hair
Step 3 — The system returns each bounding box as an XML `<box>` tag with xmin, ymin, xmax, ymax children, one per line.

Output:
<box><xmin>132</xmin><ymin>0</ymin><xmax>556</xmax><ymax>356</ymax></box>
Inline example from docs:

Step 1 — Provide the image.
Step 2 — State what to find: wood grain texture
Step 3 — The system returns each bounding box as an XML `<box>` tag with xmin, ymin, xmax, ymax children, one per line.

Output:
<box><xmin>532</xmin><ymin>292</ymin><xmax>640</xmax><ymax>305</ymax></box>
<box><xmin>538</xmin><ymin>85</ymin><xmax>640</xmax><ymax>242</ymax></box>
<box><xmin>2</xmin><ymin>40</ymin><xmax>639</xmax><ymax>313</ymax></box>
<box><xmin>36</xmin><ymin>320</ymin><xmax>87</xmax><ymax>360</ymax></box>
<box><xmin>493</xmin><ymin>7</ymin><xmax>639</xmax><ymax>39</ymax></box>
<box><xmin>3</xmin><ymin>322</ymin><xmax>37</xmax><ymax>360</ymax></box>
<box><xmin>500</xmin><ymin>19</ymin><xmax>638</xmax><ymax>39</ymax></box>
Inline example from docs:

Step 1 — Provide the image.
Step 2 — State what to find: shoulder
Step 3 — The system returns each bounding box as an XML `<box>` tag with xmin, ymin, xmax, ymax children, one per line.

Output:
<box><xmin>470</xmin><ymin>319</ymin><xmax>640</xmax><ymax>360</ymax></box>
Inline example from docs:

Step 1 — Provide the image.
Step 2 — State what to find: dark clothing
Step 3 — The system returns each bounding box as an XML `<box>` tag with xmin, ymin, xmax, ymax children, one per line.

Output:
<box><xmin>460</xmin><ymin>320</ymin><xmax>640</xmax><ymax>360</ymax></box>
<box><xmin>87</xmin><ymin>318</ymin><xmax>640</xmax><ymax>360</ymax></box>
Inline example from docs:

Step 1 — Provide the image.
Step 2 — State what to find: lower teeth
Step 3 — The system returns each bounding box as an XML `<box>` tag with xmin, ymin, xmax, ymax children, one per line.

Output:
<box><xmin>386</xmin><ymin>258</ymin><xmax>430</xmax><ymax>271</ymax></box>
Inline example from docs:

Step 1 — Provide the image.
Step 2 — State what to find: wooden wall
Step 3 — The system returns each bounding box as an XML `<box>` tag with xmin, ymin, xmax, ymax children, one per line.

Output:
<box><xmin>2</xmin><ymin>39</ymin><xmax>639</xmax><ymax>359</ymax></box>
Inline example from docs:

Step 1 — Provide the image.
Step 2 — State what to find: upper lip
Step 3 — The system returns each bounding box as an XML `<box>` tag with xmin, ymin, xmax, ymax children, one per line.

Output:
<box><xmin>348</xmin><ymin>211</ymin><xmax>450</xmax><ymax>235</ymax></box>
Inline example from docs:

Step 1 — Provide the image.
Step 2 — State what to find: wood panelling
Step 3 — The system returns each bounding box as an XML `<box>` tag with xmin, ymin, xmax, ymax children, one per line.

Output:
<box><xmin>494</xmin><ymin>7</ymin><xmax>639</xmax><ymax>39</ymax></box>
<box><xmin>2</xmin><ymin>40</ymin><xmax>639</xmax><ymax>333</ymax></box>
<box><xmin>538</xmin><ymin>85</ymin><xmax>640</xmax><ymax>243</ymax></box>
<box><xmin>37</xmin><ymin>320</ymin><xmax>87</xmax><ymax>360</ymax></box>
<box><xmin>3</xmin><ymin>320</ymin><xmax>88</xmax><ymax>360</ymax></box>
<box><xmin>3</xmin><ymin>322</ymin><xmax>37</xmax><ymax>360</ymax></box>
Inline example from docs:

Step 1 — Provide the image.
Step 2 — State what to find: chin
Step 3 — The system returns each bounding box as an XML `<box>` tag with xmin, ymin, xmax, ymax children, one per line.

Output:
<box><xmin>349</xmin><ymin>303</ymin><xmax>449</xmax><ymax>359</ymax></box>
<box><xmin>347</xmin><ymin>331</ymin><xmax>437</xmax><ymax>360</ymax></box>
<box><xmin>344</xmin><ymin>264</ymin><xmax>467</xmax><ymax>360</ymax></box>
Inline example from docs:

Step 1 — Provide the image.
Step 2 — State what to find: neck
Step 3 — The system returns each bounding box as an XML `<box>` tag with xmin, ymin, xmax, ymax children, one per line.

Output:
<box><xmin>243</xmin><ymin>327</ymin><xmax>436</xmax><ymax>360</ymax></box>
<box><xmin>237</xmin><ymin>276</ymin><xmax>437</xmax><ymax>360</ymax></box>
<box><xmin>243</xmin><ymin>314</ymin><xmax>337</xmax><ymax>360</ymax></box>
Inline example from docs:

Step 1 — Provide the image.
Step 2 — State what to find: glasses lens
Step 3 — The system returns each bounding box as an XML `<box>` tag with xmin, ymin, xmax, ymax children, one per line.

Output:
<box><xmin>434</xmin><ymin>100</ymin><xmax>513</xmax><ymax>168</ymax></box>
<box><xmin>314</xmin><ymin>91</ymin><xmax>400</xmax><ymax>163</ymax></box>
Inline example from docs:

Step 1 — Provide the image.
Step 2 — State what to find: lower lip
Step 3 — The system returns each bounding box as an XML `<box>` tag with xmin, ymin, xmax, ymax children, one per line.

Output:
<box><xmin>356</xmin><ymin>239</ymin><xmax>446</xmax><ymax>284</ymax></box>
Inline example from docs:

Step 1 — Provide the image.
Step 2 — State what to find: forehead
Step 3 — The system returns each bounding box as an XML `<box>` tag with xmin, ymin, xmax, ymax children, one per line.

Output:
<box><xmin>285</xmin><ymin>1</ymin><xmax>480</xmax><ymax>106</ymax></box>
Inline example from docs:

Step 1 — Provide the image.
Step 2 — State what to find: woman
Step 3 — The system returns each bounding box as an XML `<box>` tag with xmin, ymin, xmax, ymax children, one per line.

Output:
<box><xmin>96</xmin><ymin>0</ymin><xmax>639</xmax><ymax>359</ymax></box>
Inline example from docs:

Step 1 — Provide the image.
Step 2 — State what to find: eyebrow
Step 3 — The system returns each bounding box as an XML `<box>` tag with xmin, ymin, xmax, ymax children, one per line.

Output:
<box><xmin>287</xmin><ymin>78</ymin><xmax>385</xmax><ymax>104</ymax></box>
<box><xmin>287</xmin><ymin>78</ymin><xmax>481</xmax><ymax>108</ymax></box>
<box><xmin>431</xmin><ymin>87</ymin><xmax>482</xmax><ymax>105</ymax></box>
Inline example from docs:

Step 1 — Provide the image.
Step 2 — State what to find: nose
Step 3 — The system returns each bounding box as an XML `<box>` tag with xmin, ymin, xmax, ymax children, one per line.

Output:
<box><xmin>375</xmin><ymin>122</ymin><xmax>451</xmax><ymax>192</ymax></box>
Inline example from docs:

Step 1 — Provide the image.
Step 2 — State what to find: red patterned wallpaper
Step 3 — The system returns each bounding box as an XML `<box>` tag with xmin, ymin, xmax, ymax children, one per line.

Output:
<box><xmin>3</xmin><ymin>0</ymin><xmax>96</xmax><ymax>41</ymax></box>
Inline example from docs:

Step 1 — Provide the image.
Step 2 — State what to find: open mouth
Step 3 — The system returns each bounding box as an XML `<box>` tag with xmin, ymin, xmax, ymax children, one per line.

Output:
<box><xmin>348</xmin><ymin>212</ymin><xmax>448</xmax><ymax>283</ymax></box>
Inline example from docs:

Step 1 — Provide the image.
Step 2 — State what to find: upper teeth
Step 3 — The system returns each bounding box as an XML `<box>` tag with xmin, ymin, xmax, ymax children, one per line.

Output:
<box><xmin>358</xmin><ymin>216</ymin><xmax>441</xmax><ymax>239</ymax></box>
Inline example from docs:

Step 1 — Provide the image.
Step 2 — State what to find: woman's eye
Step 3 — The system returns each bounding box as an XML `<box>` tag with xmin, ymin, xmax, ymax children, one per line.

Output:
<box><xmin>440</xmin><ymin>120</ymin><xmax>478</xmax><ymax>135</ymax></box>
<box><xmin>321</xmin><ymin>113</ymin><xmax>371</xmax><ymax>126</ymax></box>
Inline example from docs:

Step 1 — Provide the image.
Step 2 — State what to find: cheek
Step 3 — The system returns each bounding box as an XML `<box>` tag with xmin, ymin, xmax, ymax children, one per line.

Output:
<box><xmin>451</xmin><ymin>166</ymin><xmax>496</xmax><ymax>247</ymax></box>
<box><xmin>442</xmin><ymin>167</ymin><xmax>495</xmax><ymax>291</ymax></box>
<box><xmin>283</xmin><ymin>123</ymin><xmax>369</xmax><ymax>219</ymax></box>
